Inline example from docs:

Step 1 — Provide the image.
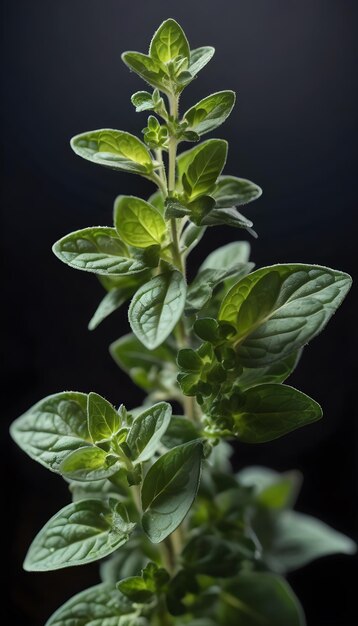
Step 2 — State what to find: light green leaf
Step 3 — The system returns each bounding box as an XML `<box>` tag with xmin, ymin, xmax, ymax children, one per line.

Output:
<box><xmin>129</xmin><ymin>271</ymin><xmax>187</xmax><ymax>349</ymax></box>
<box><xmin>200</xmin><ymin>241</ymin><xmax>251</xmax><ymax>271</ymax></box>
<box><xmin>141</xmin><ymin>440</ymin><xmax>203</xmax><ymax>543</ymax></box>
<box><xmin>88</xmin><ymin>286</ymin><xmax>134</xmax><ymax>331</ymax></box>
<box><xmin>212</xmin><ymin>175</ymin><xmax>262</xmax><ymax>208</ymax></box>
<box><xmin>147</xmin><ymin>189</ymin><xmax>165</xmax><ymax>214</ymax></box>
<box><xmin>126</xmin><ymin>402</ymin><xmax>172</xmax><ymax>463</ymax></box>
<box><xmin>189</xmin><ymin>47</ymin><xmax>215</xmax><ymax>76</ymax></box>
<box><xmin>232</xmin><ymin>384</ymin><xmax>322</xmax><ymax>443</ymax></box>
<box><xmin>24</xmin><ymin>500</ymin><xmax>132</xmax><ymax>571</ymax></box>
<box><xmin>53</xmin><ymin>227</ymin><xmax>147</xmax><ymax>276</ymax></box>
<box><xmin>184</xmin><ymin>91</ymin><xmax>236</xmax><ymax>136</ymax></box>
<box><xmin>238</xmin><ymin>350</ymin><xmax>302</xmax><ymax>391</ymax></box>
<box><xmin>109</xmin><ymin>333</ymin><xmax>177</xmax><ymax>395</ymax></box>
<box><xmin>114</xmin><ymin>195</ymin><xmax>167</xmax><ymax>248</ymax></box>
<box><xmin>45</xmin><ymin>583</ymin><xmax>133</xmax><ymax>626</ymax></box>
<box><xmin>131</xmin><ymin>90</ymin><xmax>153</xmax><ymax>112</ymax></box>
<box><xmin>219</xmin><ymin>264</ymin><xmax>352</xmax><ymax>367</ymax></box>
<box><xmin>10</xmin><ymin>392</ymin><xmax>89</xmax><ymax>473</ymax></box>
<box><xmin>149</xmin><ymin>19</ymin><xmax>190</xmax><ymax>64</ymax></box>
<box><xmin>238</xmin><ymin>466</ymin><xmax>302</xmax><ymax>509</ymax></box>
<box><xmin>87</xmin><ymin>392</ymin><xmax>121</xmax><ymax>443</ymax></box>
<box><xmin>180</xmin><ymin>139</ymin><xmax>228</xmax><ymax>199</ymax></box>
<box><xmin>71</xmin><ymin>129</ymin><xmax>154</xmax><ymax>174</ymax></box>
<box><xmin>60</xmin><ymin>446</ymin><xmax>121</xmax><ymax>481</ymax></box>
<box><xmin>221</xmin><ymin>573</ymin><xmax>305</xmax><ymax>626</ymax></box>
<box><xmin>265</xmin><ymin>511</ymin><xmax>356</xmax><ymax>573</ymax></box>
<box><xmin>186</xmin><ymin>264</ymin><xmax>253</xmax><ymax>314</ymax></box>
<box><xmin>122</xmin><ymin>51</ymin><xmax>169</xmax><ymax>93</ymax></box>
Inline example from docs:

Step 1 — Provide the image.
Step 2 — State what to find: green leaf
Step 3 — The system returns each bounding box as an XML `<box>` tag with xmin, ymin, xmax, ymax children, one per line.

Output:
<box><xmin>219</xmin><ymin>264</ymin><xmax>352</xmax><ymax>367</ymax></box>
<box><xmin>60</xmin><ymin>446</ymin><xmax>120</xmax><ymax>481</ymax></box>
<box><xmin>24</xmin><ymin>499</ymin><xmax>133</xmax><ymax>571</ymax></box>
<box><xmin>200</xmin><ymin>241</ymin><xmax>251</xmax><ymax>271</ymax></box>
<box><xmin>147</xmin><ymin>189</ymin><xmax>165</xmax><ymax>214</ymax></box>
<box><xmin>231</xmin><ymin>384</ymin><xmax>322</xmax><ymax>443</ymax></box>
<box><xmin>264</xmin><ymin>511</ymin><xmax>356</xmax><ymax>573</ymax></box>
<box><xmin>182</xmin><ymin>534</ymin><xmax>244</xmax><ymax>577</ymax></box>
<box><xmin>237</xmin><ymin>350</ymin><xmax>302</xmax><ymax>390</ymax></box>
<box><xmin>186</xmin><ymin>264</ymin><xmax>253</xmax><ymax>314</ymax></box>
<box><xmin>181</xmin><ymin>223</ymin><xmax>206</xmax><ymax>254</ymax></box>
<box><xmin>100</xmin><ymin>541</ymin><xmax>147</xmax><ymax>584</ymax></box>
<box><xmin>53</xmin><ymin>227</ymin><xmax>148</xmax><ymax>277</ymax></box>
<box><xmin>189</xmin><ymin>46</ymin><xmax>215</xmax><ymax>76</ymax></box>
<box><xmin>126</xmin><ymin>402</ymin><xmax>172</xmax><ymax>463</ymax></box>
<box><xmin>180</xmin><ymin>139</ymin><xmax>228</xmax><ymax>199</ymax></box>
<box><xmin>131</xmin><ymin>90</ymin><xmax>154</xmax><ymax>112</ymax></box>
<box><xmin>141</xmin><ymin>440</ymin><xmax>203</xmax><ymax>543</ymax></box>
<box><xmin>114</xmin><ymin>195</ymin><xmax>167</xmax><ymax>248</ymax></box>
<box><xmin>201</xmin><ymin>207</ymin><xmax>254</xmax><ymax>231</ymax></box>
<box><xmin>129</xmin><ymin>271</ymin><xmax>187</xmax><ymax>349</ymax></box>
<box><xmin>161</xmin><ymin>416</ymin><xmax>199</xmax><ymax>448</ymax></box>
<box><xmin>238</xmin><ymin>466</ymin><xmax>302</xmax><ymax>509</ymax></box>
<box><xmin>70</xmin><ymin>129</ymin><xmax>154</xmax><ymax>174</ymax></box>
<box><xmin>221</xmin><ymin>573</ymin><xmax>305</xmax><ymax>626</ymax></box>
<box><xmin>10</xmin><ymin>392</ymin><xmax>89</xmax><ymax>473</ymax></box>
<box><xmin>184</xmin><ymin>91</ymin><xmax>236</xmax><ymax>136</ymax></box>
<box><xmin>149</xmin><ymin>19</ymin><xmax>190</xmax><ymax>64</ymax></box>
<box><xmin>87</xmin><ymin>392</ymin><xmax>121</xmax><ymax>443</ymax></box>
<box><xmin>212</xmin><ymin>175</ymin><xmax>262</xmax><ymax>208</ymax></box>
<box><xmin>45</xmin><ymin>583</ymin><xmax>133</xmax><ymax>626</ymax></box>
<box><xmin>88</xmin><ymin>286</ymin><xmax>135</xmax><ymax>331</ymax></box>
<box><xmin>118</xmin><ymin>576</ymin><xmax>154</xmax><ymax>603</ymax></box>
<box><xmin>69</xmin><ymin>477</ymin><xmax>127</xmax><ymax>502</ymax></box>
<box><xmin>109</xmin><ymin>333</ymin><xmax>177</xmax><ymax>394</ymax></box>
<box><xmin>122</xmin><ymin>51</ymin><xmax>170</xmax><ymax>93</ymax></box>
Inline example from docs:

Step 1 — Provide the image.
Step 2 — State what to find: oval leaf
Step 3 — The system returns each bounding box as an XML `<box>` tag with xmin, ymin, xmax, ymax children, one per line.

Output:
<box><xmin>200</xmin><ymin>241</ymin><xmax>251</xmax><ymax>270</ymax></box>
<box><xmin>87</xmin><ymin>392</ymin><xmax>121</xmax><ymax>443</ymax></box>
<box><xmin>212</xmin><ymin>175</ymin><xmax>262</xmax><ymax>208</ymax></box>
<box><xmin>114</xmin><ymin>195</ymin><xmax>167</xmax><ymax>248</ymax></box>
<box><xmin>180</xmin><ymin>139</ymin><xmax>228</xmax><ymax>199</ymax></box>
<box><xmin>53</xmin><ymin>227</ymin><xmax>147</xmax><ymax>276</ymax></box>
<box><xmin>184</xmin><ymin>91</ymin><xmax>236</xmax><ymax>136</ymax></box>
<box><xmin>60</xmin><ymin>446</ymin><xmax>121</xmax><ymax>481</ymax></box>
<box><xmin>122</xmin><ymin>51</ymin><xmax>169</xmax><ymax>93</ymax></box>
<box><xmin>219</xmin><ymin>264</ymin><xmax>352</xmax><ymax>367</ymax></box>
<box><xmin>149</xmin><ymin>19</ymin><xmax>190</xmax><ymax>64</ymax></box>
<box><xmin>237</xmin><ymin>351</ymin><xmax>302</xmax><ymax>391</ymax></box>
<box><xmin>232</xmin><ymin>383</ymin><xmax>322</xmax><ymax>443</ymax></box>
<box><xmin>24</xmin><ymin>499</ymin><xmax>132</xmax><ymax>571</ymax></box>
<box><xmin>126</xmin><ymin>402</ymin><xmax>172</xmax><ymax>463</ymax></box>
<box><xmin>189</xmin><ymin>46</ymin><xmax>215</xmax><ymax>76</ymax></box>
<box><xmin>128</xmin><ymin>271</ymin><xmax>187</xmax><ymax>349</ymax></box>
<box><xmin>10</xmin><ymin>392</ymin><xmax>89</xmax><ymax>473</ymax></box>
<box><xmin>141</xmin><ymin>440</ymin><xmax>203</xmax><ymax>543</ymax></box>
<box><xmin>71</xmin><ymin>129</ymin><xmax>154</xmax><ymax>174</ymax></box>
<box><xmin>45</xmin><ymin>583</ymin><xmax>132</xmax><ymax>626</ymax></box>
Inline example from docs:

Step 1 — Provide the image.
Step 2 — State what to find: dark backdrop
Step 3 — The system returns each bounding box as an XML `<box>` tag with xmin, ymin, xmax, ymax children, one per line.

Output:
<box><xmin>2</xmin><ymin>1</ymin><xmax>357</xmax><ymax>624</ymax></box>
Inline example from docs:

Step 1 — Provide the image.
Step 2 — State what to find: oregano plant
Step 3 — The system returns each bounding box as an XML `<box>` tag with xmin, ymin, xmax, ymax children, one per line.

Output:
<box><xmin>11</xmin><ymin>18</ymin><xmax>355</xmax><ymax>626</ymax></box>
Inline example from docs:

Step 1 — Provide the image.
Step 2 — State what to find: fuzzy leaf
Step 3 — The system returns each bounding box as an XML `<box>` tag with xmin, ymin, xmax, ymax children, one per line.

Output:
<box><xmin>219</xmin><ymin>264</ymin><xmax>352</xmax><ymax>367</ymax></box>
<box><xmin>114</xmin><ymin>195</ymin><xmax>166</xmax><ymax>248</ymax></box>
<box><xmin>87</xmin><ymin>392</ymin><xmax>121</xmax><ymax>443</ymax></box>
<box><xmin>141</xmin><ymin>440</ymin><xmax>203</xmax><ymax>543</ymax></box>
<box><xmin>60</xmin><ymin>446</ymin><xmax>121</xmax><ymax>482</ymax></box>
<box><xmin>180</xmin><ymin>139</ymin><xmax>228</xmax><ymax>199</ymax></box>
<box><xmin>149</xmin><ymin>19</ymin><xmax>190</xmax><ymax>64</ymax></box>
<box><xmin>24</xmin><ymin>500</ymin><xmax>132</xmax><ymax>571</ymax></box>
<box><xmin>189</xmin><ymin>47</ymin><xmax>215</xmax><ymax>76</ymax></box>
<box><xmin>10</xmin><ymin>392</ymin><xmax>89</xmax><ymax>473</ymax></box>
<box><xmin>126</xmin><ymin>402</ymin><xmax>172</xmax><ymax>463</ymax></box>
<box><xmin>71</xmin><ymin>129</ymin><xmax>154</xmax><ymax>174</ymax></box>
<box><xmin>184</xmin><ymin>91</ymin><xmax>236</xmax><ymax>136</ymax></box>
<box><xmin>129</xmin><ymin>271</ymin><xmax>186</xmax><ymax>349</ymax></box>
<box><xmin>53</xmin><ymin>227</ymin><xmax>147</xmax><ymax>276</ymax></box>
<box><xmin>212</xmin><ymin>175</ymin><xmax>262</xmax><ymax>208</ymax></box>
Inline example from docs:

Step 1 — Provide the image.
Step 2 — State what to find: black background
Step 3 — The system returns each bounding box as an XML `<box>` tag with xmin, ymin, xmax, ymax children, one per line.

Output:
<box><xmin>2</xmin><ymin>1</ymin><xmax>357</xmax><ymax>624</ymax></box>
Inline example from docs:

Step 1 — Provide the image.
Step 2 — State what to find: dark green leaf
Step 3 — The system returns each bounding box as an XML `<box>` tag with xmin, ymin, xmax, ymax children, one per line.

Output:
<box><xmin>126</xmin><ymin>402</ymin><xmax>172</xmax><ymax>463</ymax></box>
<box><xmin>88</xmin><ymin>286</ymin><xmax>135</xmax><ymax>331</ymax></box>
<box><xmin>71</xmin><ymin>129</ymin><xmax>154</xmax><ymax>174</ymax></box>
<box><xmin>87</xmin><ymin>392</ymin><xmax>121</xmax><ymax>443</ymax></box>
<box><xmin>114</xmin><ymin>195</ymin><xmax>166</xmax><ymax>248</ymax></box>
<box><xmin>161</xmin><ymin>416</ymin><xmax>199</xmax><ymax>448</ymax></box>
<box><xmin>10</xmin><ymin>392</ymin><xmax>89</xmax><ymax>473</ymax></box>
<box><xmin>237</xmin><ymin>350</ymin><xmax>302</xmax><ymax>390</ymax></box>
<box><xmin>45</xmin><ymin>583</ymin><xmax>133</xmax><ymax>626</ymax></box>
<box><xmin>212</xmin><ymin>175</ymin><xmax>262</xmax><ymax>208</ymax></box>
<box><xmin>232</xmin><ymin>384</ymin><xmax>322</xmax><ymax>443</ymax></box>
<box><xmin>53</xmin><ymin>227</ymin><xmax>147</xmax><ymax>276</ymax></box>
<box><xmin>24</xmin><ymin>499</ymin><xmax>133</xmax><ymax>571</ymax></box>
<box><xmin>220</xmin><ymin>573</ymin><xmax>305</xmax><ymax>626</ymax></box>
<box><xmin>141</xmin><ymin>440</ymin><xmax>203</xmax><ymax>543</ymax></box>
<box><xmin>184</xmin><ymin>91</ymin><xmax>236</xmax><ymax>135</ymax></box>
<box><xmin>109</xmin><ymin>333</ymin><xmax>177</xmax><ymax>394</ymax></box>
<box><xmin>219</xmin><ymin>264</ymin><xmax>352</xmax><ymax>367</ymax></box>
<box><xmin>118</xmin><ymin>576</ymin><xmax>154</xmax><ymax>603</ymax></box>
<box><xmin>186</xmin><ymin>264</ymin><xmax>253</xmax><ymax>314</ymax></box>
<box><xmin>201</xmin><ymin>207</ymin><xmax>254</xmax><ymax>231</ymax></box>
<box><xmin>149</xmin><ymin>19</ymin><xmax>190</xmax><ymax>64</ymax></box>
<box><xmin>182</xmin><ymin>534</ymin><xmax>244</xmax><ymax>577</ymax></box>
<box><xmin>129</xmin><ymin>271</ymin><xmax>187</xmax><ymax>349</ymax></box>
